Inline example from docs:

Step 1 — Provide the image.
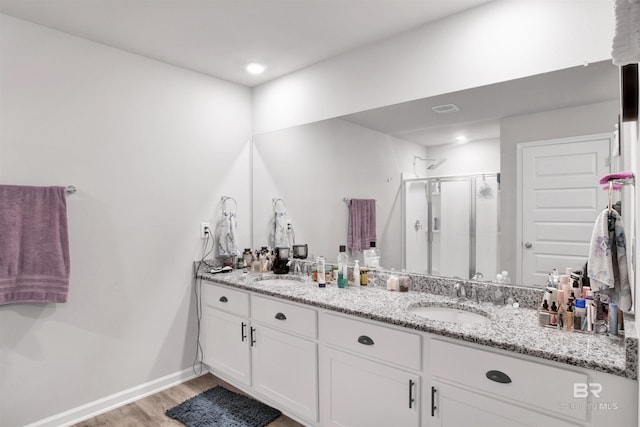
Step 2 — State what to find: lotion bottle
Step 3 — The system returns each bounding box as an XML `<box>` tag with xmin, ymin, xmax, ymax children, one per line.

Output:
<box><xmin>352</xmin><ymin>260</ymin><xmax>360</xmax><ymax>287</ymax></box>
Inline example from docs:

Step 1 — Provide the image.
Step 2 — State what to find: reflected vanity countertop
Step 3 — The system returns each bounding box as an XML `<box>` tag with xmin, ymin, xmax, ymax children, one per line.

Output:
<box><xmin>197</xmin><ymin>268</ymin><xmax>637</xmax><ymax>380</ymax></box>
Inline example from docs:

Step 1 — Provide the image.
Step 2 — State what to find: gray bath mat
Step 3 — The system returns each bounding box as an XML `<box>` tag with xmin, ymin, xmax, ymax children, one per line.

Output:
<box><xmin>165</xmin><ymin>386</ymin><xmax>281</xmax><ymax>427</ymax></box>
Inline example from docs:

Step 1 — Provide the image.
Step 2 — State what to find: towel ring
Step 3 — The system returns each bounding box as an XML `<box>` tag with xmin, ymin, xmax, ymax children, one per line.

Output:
<box><xmin>221</xmin><ymin>196</ymin><xmax>237</xmax><ymax>214</ymax></box>
<box><xmin>273</xmin><ymin>198</ymin><xmax>287</xmax><ymax>214</ymax></box>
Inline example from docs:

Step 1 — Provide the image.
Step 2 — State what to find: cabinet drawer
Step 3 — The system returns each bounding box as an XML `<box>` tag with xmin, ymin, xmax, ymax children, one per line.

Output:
<box><xmin>321</xmin><ymin>313</ymin><xmax>421</xmax><ymax>371</ymax></box>
<box><xmin>252</xmin><ymin>295</ymin><xmax>317</xmax><ymax>339</ymax></box>
<box><xmin>430</xmin><ymin>339</ymin><xmax>588</xmax><ymax>421</ymax></box>
<box><xmin>203</xmin><ymin>284</ymin><xmax>249</xmax><ymax>317</ymax></box>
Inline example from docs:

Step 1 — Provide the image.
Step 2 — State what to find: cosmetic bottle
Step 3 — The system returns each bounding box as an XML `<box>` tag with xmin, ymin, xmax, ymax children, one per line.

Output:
<box><xmin>549</xmin><ymin>302</ymin><xmax>558</xmax><ymax>326</ymax></box>
<box><xmin>609</xmin><ymin>303</ymin><xmax>619</xmax><ymax>336</ymax></box>
<box><xmin>574</xmin><ymin>298</ymin><xmax>586</xmax><ymax>331</ymax></box>
<box><xmin>352</xmin><ymin>260</ymin><xmax>361</xmax><ymax>287</ymax></box>
<box><xmin>557</xmin><ymin>303</ymin><xmax>565</xmax><ymax>329</ymax></box>
<box><xmin>566</xmin><ymin>304</ymin><xmax>573</xmax><ymax>331</ymax></box>
<box><xmin>337</xmin><ymin>245</ymin><xmax>349</xmax><ymax>288</ymax></box>
<box><xmin>551</xmin><ymin>268</ymin><xmax>559</xmax><ymax>286</ymax></box>
<box><xmin>317</xmin><ymin>256</ymin><xmax>326</xmax><ymax>288</ymax></box>
<box><xmin>360</xmin><ymin>267</ymin><xmax>369</xmax><ymax>286</ymax></box>
<box><xmin>571</xmin><ymin>278</ymin><xmax>582</xmax><ymax>299</ymax></box>
<box><xmin>538</xmin><ymin>301</ymin><xmax>550</xmax><ymax>326</ymax></box>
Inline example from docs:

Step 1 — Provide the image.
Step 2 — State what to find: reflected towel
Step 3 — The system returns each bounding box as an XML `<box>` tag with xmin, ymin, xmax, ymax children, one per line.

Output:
<box><xmin>273</xmin><ymin>212</ymin><xmax>288</xmax><ymax>248</ymax></box>
<box><xmin>347</xmin><ymin>199</ymin><xmax>376</xmax><ymax>252</ymax></box>
<box><xmin>217</xmin><ymin>211</ymin><xmax>237</xmax><ymax>257</ymax></box>
<box><xmin>0</xmin><ymin>185</ymin><xmax>70</xmax><ymax>305</ymax></box>
<box><xmin>612</xmin><ymin>0</ymin><xmax>640</xmax><ymax>66</ymax></box>
<box><xmin>587</xmin><ymin>209</ymin><xmax>632</xmax><ymax>312</ymax></box>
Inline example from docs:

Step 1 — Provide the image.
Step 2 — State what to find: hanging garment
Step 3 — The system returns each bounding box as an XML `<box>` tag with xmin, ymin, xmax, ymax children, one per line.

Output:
<box><xmin>347</xmin><ymin>199</ymin><xmax>376</xmax><ymax>252</ymax></box>
<box><xmin>587</xmin><ymin>209</ymin><xmax>632</xmax><ymax>312</ymax></box>
<box><xmin>273</xmin><ymin>212</ymin><xmax>288</xmax><ymax>248</ymax></box>
<box><xmin>217</xmin><ymin>210</ymin><xmax>237</xmax><ymax>257</ymax></box>
<box><xmin>0</xmin><ymin>185</ymin><xmax>71</xmax><ymax>305</ymax></box>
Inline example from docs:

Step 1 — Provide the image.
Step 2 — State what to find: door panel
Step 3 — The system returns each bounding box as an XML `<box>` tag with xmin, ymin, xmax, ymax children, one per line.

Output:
<box><xmin>521</xmin><ymin>136</ymin><xmax>610</xmax><ymax>285</ymax></box>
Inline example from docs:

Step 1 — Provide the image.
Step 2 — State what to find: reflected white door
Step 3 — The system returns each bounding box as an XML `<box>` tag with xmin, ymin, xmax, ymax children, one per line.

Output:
<box><xmin>519</xmin><ymin>135</ymin><xmax>611</xmax><ymax>286</ymax></box>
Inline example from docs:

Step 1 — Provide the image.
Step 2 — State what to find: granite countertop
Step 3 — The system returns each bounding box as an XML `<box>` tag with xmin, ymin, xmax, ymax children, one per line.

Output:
<box><xmin>197</xmin><ymin>267</ymin><xmax>638</xmax><ymax>380</ymax></box>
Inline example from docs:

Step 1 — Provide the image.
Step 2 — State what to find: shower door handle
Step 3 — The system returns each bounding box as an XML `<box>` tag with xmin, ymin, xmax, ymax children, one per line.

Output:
<box><xmin>524</xmin><ymin>242</ymin><xmax>533</xmax><ymax>249</ymax></box>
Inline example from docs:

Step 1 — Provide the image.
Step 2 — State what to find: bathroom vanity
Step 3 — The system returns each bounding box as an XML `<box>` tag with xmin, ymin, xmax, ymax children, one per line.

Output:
<box><xmin>197</xmin><ymin>268</ymin><xmax>638</xmax><ymax>427</ymax></box>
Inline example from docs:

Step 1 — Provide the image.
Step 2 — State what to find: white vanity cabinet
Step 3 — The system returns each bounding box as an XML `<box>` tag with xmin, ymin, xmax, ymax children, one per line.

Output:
<box><xmin>427</xmin><ymin>339</ymin><xmax>637</xmax><ymax>427</ymax></box>
<box><xmin>202</xmin><ymin>283</ymin><xmax>319</xmax><ymax>424</ymax></box>
<box><xmin>250</xmin><ymin>295</ymin><xmax>318</xmax><ymax>422</ymax></box>
<box><xmin>202</xmin><ymin>284</ymin><xmax>251</xmax><ymax>386</ymax></box>
<box><xmin>321</xmin><ymin>313</ymin><xmax>422</xmax><ymax>427</ymax></box>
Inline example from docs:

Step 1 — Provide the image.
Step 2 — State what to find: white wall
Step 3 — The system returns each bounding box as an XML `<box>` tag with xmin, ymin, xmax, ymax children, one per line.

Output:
<box><xmin>424</xmin><ymin>139</ymin><xmax>500</xmax><ymax>176</ymax></box>
<box><xmin>252</xmin><ymin>118</ymin><xmax>427</xmax><ymax>270</ymax></box>
<box><xmin>500</xmin><ymin>100</ymin><xmax>620</xmax><ymax>284</ymax></box>
<box><xmin>0</xmin><ymin>14</ymin><xmax>252</xmax><ymax>427</ymax></box>
<box><xmin>253</xmin><ymin>0</ymin><xmax>614</xmax><ymax>134</ymax></box>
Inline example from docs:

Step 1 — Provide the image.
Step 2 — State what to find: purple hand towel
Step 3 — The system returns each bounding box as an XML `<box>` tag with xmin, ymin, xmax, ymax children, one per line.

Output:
<box><xmin>347</xmin><ymin>199</ymin><xmax>376</xmax><ymax>252</ymax></box>
<box><xmin>599</xmin><ymin>171</ymin><xmax>634</xmax><ymax>184</ymax></box>
<box><xmin>0</xmin><ymin>185</ymin><xmax>70</xmax><ymax>305</ymax></box>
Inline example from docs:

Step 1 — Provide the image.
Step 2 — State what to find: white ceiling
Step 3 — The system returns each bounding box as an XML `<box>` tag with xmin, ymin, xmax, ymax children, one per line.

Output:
<box><xmin>341</xmin><ymin>60</ymin><xmax>620</xmax><ymax>146</ymax></box>
<box><xmin>0</xmin><ymin>0</ymin><xmax>492</xmax><ymax>87</ymax></box>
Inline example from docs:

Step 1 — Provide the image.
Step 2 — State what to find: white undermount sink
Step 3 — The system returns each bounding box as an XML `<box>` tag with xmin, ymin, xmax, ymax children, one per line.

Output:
<box><xmin>255</xmin><ymin>276</ymin><xmax>302</xmax><ymax>286</ymax></box>
<box><xmin>409</xmin><ymin>305</ymin><xmax>491</xmax><ymax>325</ymax></box>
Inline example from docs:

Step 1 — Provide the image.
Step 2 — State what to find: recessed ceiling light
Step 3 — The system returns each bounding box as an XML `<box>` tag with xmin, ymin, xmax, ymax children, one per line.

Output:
<box><xmin>455</xmin><ymin>135</ymin><xmax>467</xmax><ymax>143</ymax></box>
<box><xmin>246</xmin><ymin>62</ymin><xmax>267</xmax><ymax>75</ymax></box>
<box><xmin>432</xmin><ymin>104</ymin><xmax>460</xmax><ymax>114</ymax></box>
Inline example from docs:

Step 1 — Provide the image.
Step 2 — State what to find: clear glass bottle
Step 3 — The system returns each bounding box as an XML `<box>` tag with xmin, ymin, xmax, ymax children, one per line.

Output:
<box><xmin>364</xmin><ymin>241</ymin><xmax>381</xmax><ymax>269</ymax></box>
<box><xmin>316</xmin><ymin>256</ymin><xmax>326</xmax><ymax>288</ymax></box>
<box><xmin>352</xmin><ymin>260</ymin><xmax>360</xmax><ymax>286</ymax></box>
<box><xmin>337</xmin><ymin>245</ymin><xmax>349</xmax><ymax>288</ymax></box>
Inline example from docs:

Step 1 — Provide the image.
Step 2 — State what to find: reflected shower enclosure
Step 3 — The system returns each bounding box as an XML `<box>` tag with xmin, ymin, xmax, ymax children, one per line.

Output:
<box><xmin>402</xmin><ymin>174</ymin><xmax>500</xmax><ymax>280</ymax></box>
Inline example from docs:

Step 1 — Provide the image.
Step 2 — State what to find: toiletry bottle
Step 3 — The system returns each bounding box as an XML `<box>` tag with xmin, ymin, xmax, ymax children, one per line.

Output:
<box><xmin>386</xmin><ymin>271</ymin><xmax>399</xmax><ymax>291</ymax></box>
<box><xmin>317</xmin><ymin>256</ymin><xmax>326</xmax><ymax>288</ymax></box>
<box><xmin>557</xmin><ymin>303</ymin><xmax>565</xmax><ymax>329</ymax></box>
<box><xmin>538</xmin><ymin>300</ymin><xmax>550</xmax><ymax>326</ymax></box>
<box><xmin>549</xmin><ymin>302</ymin><xmax>558</xmax><ymax>326</ymax></box>
<box><xmin>566</xmin><ymin>304</ymin><xmax>573</xmax><ymax>331</ymax></box>
<box><xmin>551</xmin><ymin>269</ymin><xmax>559</xmax><ymax>287</ymax></box>
<box><xmin>501</xmin><ymin>271</ymin><xmax>510</xmax><ymax>285</ymax></box>
<box><xmin>242</xmin><ymin>248</ymin><xmax>253</xmax><ymax>267</ymax></box>
<box><xmin>337</xmin><ymin>245</ymin><xmax>349</xmax><ymax>288</ymax></box>
<box><xmin>364</xmin><ymin>241</ymin><xmax>381</xmax><ymax>269</ymax></box>
<box><xmin>609</xmin><ymin>303</ymin><xmax>619</xmax><ymax>335</ymax></box>
<box><xmin>399</xmin><ymin>272</ymin><xmax>410</xmax><ymax>292</ymax></box>
<box><xmin>574</xmin><ymin>298</ymin><xmax>586</xmax><ymax>330</ymax></box>
<box><xmin>360</xmin><ymin>267</ymin><xmax>369</xmax><ymax>286</ymax></box>
<box><xmin>352</xmin><ymin>260</ymin><xmax>360</xmax><ymax>287</ymax></box>
<box><xmin>572</xmin><ymin>278</ymin><xmax>582</xmax><ymax>299</ymax></box>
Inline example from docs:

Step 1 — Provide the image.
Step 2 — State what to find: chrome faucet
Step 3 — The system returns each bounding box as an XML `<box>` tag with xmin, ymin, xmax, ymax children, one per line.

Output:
<box><xmin>453</xmin><ymin>282</ymin><xmax>467</xmax><ymax>300</ymax></box>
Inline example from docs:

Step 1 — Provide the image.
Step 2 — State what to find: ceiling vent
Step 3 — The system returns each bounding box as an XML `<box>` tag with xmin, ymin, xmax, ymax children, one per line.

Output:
<box><xmin>431</xmin><ymin>104</ymin><xmax>460</xmax><ymax>114</ymax></box>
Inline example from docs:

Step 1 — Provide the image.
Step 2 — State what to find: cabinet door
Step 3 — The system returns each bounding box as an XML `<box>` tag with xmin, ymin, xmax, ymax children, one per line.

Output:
<box><xmin>203</xmin><ymin>307</ymin><xmax>251</xmax><ymax>386</ymax></box>
<box><xmin>252</xmin><ymin>325</ymin><xmax>318</xmax><ymax>422</ymax></box>
<box><xmin>430</xmin><ymin>381</ymin><xmax>579</xmax><ymax>427</ymax></box>
<box><xmin>323</xmin><ymin>347</ymin><xmax>420</xmax><ymax>427</ymax></box>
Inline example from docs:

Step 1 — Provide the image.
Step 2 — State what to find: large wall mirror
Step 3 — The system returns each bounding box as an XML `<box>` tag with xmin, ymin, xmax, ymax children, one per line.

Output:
<box><xmin>252</xmin><ymin>60</ymin><xmax>621</xmax><ymax>288</ymax></box>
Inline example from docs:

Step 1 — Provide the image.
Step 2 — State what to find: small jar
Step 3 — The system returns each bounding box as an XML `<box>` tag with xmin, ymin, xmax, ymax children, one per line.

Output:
<box><xmin>312</xmin><ymin>265</ymin><xmax>318</xmax><ymax>282</ymax></box>
<box><xmin>360</xmin><ymin>267</ymin><xmax>369</xmax><ymax>286</ymax></box>
<box><xmin>399</xmin><ymin>275</ymin><xmax>411</xmax><ymax>292</ymax></box>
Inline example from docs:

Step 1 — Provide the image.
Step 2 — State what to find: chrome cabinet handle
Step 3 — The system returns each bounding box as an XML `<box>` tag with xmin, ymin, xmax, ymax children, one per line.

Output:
<box><xmin>275</xmin><ymin>312</ymin><xmax>287</xmax><ymax>320</ymax></box>
<box><xmin>219</xmin><ymin>296</ymin><xmax>228</xmax><ymax>302</ymax></box>
<box><xmin>524</xmin><ymin>242</ymin><xmax>533</xmax><ymax>249</ymax></box>
<box><xmin>357</xmin><ymin>335</ymin><xmax>374</xmax><ymax>345</ymax></box>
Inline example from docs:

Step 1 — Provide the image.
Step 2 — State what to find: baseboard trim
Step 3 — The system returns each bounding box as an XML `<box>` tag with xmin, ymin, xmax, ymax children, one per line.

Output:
<box><xmin>25</xmin><ymin>367</ymin><xmax>201</xmax><ymax>427</ymax></box>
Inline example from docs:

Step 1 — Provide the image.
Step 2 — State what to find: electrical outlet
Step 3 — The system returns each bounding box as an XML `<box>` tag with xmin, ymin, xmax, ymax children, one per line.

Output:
<box><xmin>200</xmin><ymin>222</ymin><xmax>211</xmax><ymax>239</ymax></box>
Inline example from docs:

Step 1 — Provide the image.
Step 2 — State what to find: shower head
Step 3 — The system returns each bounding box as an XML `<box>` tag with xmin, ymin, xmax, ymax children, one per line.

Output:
<box><xmin>413</xmin><ymin>156</ymin><xmax>447</xmax><ymax>175</ymax></box>
<box><xmin>426</xmin><ymin>158</ymin><xmax>447</xmax><ymax>170</ymax></box>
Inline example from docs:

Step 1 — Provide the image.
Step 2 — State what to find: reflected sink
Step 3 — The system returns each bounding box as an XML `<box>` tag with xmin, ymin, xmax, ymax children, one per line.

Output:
<box><xmin>255</xmin><ymin>276</ymin><xmax>303</xmax><ymax>286</ymax></box>
<box><xmin>409</xmin><ymin>305</ymin><xmax>491</xmax><ymax>325</ymax></box>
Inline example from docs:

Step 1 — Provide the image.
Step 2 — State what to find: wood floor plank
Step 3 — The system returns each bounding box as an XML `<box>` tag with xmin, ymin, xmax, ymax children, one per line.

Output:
<box><xmin>72</xmin><ymin>373</ymin><xmax>304</xmax><ymax>427</ymax></box>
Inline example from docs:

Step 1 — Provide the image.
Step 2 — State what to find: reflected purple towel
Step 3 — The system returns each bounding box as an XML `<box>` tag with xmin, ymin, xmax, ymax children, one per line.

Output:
<box><xmin>347</xmin><ymin>199</ymin><xmax>376</xmax><ymax>252</ymax></box>
<box><xmin>0</xmin><ymin>185</ymin><xmax>70</xmax><ymax>305</ymax></box>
